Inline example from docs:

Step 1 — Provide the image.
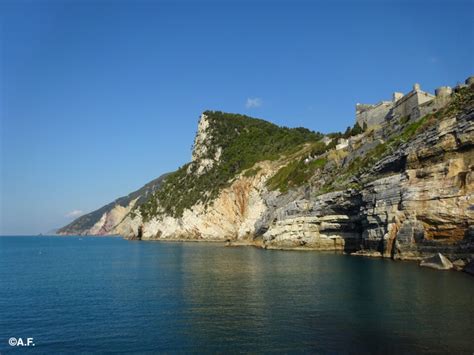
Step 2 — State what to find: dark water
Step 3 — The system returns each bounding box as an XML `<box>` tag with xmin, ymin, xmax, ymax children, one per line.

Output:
<box><xmin>0</xmin><ymin>236</ymin><xmax>473</xmax><ymax>353</ymax></box>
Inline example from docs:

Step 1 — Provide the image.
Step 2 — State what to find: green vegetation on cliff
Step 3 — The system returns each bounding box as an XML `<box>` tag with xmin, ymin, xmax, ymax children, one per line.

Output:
<box><xmin>59</xmin><ymin>83</ymin><xmax>473</xmax><ymax>236</ymax></box>
<box><xmin>139</xmin><ymin>86</ymin><xmax>473</xmax><ymax>221</ymax></box>
<box><xmin>325</xmin><ymin>86</ymin><xmax>474</xmax><ymax>192</ymax></box>
<box><xmin>267</xmin><ymin>157</ymin><xmax>327</xmax><ymax>193</ymax></box>
<box><xmin>139</xmin><ymin>111</ymin><xmax>323</xmax><ymax>219</ymax></box>
<box><xmin>268</xmin><ymin>86</ymin><xmax>474</xmax><ymax>195</ymax></box>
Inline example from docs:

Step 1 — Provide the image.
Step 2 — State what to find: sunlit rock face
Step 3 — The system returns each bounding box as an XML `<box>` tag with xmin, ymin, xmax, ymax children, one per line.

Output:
<box><xmin>60</xmin><ymin>84</ymin><xmax>474</xmax><ymax>265</ymax></box>
<box><xmin>189</xmin><ymin>113</ymin><xmax>223</xmax><ymax>176</ymax></box>
<box><xmin>118</xmin><ymin>161</ymin><xmax>278</xmax><ymax>241</ymax></box>
<box><xmin>262</xmin><ymin>92</ymin><xmax>473</xmax><ymax>260</ymax></box>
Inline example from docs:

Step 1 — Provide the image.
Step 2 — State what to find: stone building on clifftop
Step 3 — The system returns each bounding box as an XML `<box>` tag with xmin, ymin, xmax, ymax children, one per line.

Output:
<box><xmin>355</xmin><ymin>76</ymin><xmax>474</xmax><ymax>130</ymax></box>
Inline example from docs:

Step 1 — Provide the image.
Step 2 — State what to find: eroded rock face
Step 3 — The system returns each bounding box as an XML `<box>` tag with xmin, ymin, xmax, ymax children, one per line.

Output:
<box><xmin>261</xmin><ymin>106</ymin><xmax>474</xmax><ymax>260</ymax></box>
<box><xmin>88</xmin><ymin>198</ymin><xmax>139</xmax><ymax>235</ymax></box>
<box><xmin>106</xmin><ymin>103</ymin><xmax>473</xmax><ymax>262</ymax></box>
<box><xmin>58</xmin><ymin>173</ymin><xmax>169</xmax><ymax>236</ymax></box>
<box><xmin>189</xmin><ymin>113</ymin><xmax>222</xmax><ymax>176</ymax></box>
<box><xmin>60</xmin><ymin>87</ymin><xmax>473</xmax><ymax>265</ymax></box>
<box><xmin>115</xmin><ymin>161</ymin><xmax>280</xmax><ymax>242</ymax></box>
<box><xmin>191</xmin><ymin>113</ymin><xmax>211</xmax><ymax>162</ymax></box>
<box><xmin>262</xmin><ymin>190</ymin><xmax>361</xmax><ymax>251</ymax></box>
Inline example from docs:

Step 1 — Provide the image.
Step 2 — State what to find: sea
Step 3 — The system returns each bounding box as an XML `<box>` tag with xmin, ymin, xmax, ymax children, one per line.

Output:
<box><xmin>0</xmin><ymin>236</ymin><xmax>473</xmax><ymax>353</ymax></box>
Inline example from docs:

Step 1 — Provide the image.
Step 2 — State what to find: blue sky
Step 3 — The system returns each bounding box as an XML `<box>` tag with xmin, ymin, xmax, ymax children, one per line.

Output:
<box><xmin>1</xmin><ymin>0</ymin><xmax>473</xmax><ymax>234</ymax></box>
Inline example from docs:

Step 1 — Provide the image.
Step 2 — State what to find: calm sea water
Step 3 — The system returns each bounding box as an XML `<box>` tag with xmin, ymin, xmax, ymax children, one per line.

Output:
<box><xmin>0</xmin><ymin>236</ymin><xmax>473</xmax><ymax>353</ymax></box>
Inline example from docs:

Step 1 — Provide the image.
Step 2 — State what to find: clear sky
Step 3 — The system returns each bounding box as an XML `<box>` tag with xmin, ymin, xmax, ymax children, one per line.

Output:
<box><xmin>1</xmin><ymin>0</ymin><xmax>473</xmax><ymax>235</ymax></box>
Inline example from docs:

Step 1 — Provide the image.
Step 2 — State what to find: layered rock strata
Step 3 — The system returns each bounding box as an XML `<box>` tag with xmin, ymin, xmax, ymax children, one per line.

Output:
<box><xmin>60</xmin><ymin>85</ymin><xmax>474</xmax><ymax>268</ymax></box>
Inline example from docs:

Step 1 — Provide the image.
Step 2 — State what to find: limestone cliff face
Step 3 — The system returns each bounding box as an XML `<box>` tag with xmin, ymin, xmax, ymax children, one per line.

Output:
<box><xmin>188</xmin><ymin>113</ymin><xmax>222</xmax><ymax>176</ymax></box>
<box><xmin>113</xmin><ymin>161</ymin><xmax>280</xmax><ymax>241</ymax></box>
<box><xmin>119</xmin><ymin>92</ymin><xmax>472</xmax><ymax>262</ymax></box>
<box><xmin>364</xmin><ymin>107</ymin><xmax>473</xmax><ymax>259</ymax></box>
<box><xmin>87</xmin><ymin>198</ymin><xmax>139</xmax><ymax>235</ymax></box>
<box><xmin>261</xmin><ymin>190</ymin><xmax>362</xmax><ymax>251</ymax></box>
<box><xmin>57</xmin><ymin>173</ymin><xmax>169</xmax><ymax>235</ymax></box>
<box><xmin>60</xmin><ymin>84</ymin><xmax>473</xmax><ymax>264</ymax></box>
<box><xmin>262</xmin><ymin>93</ymin><xmax>474</xmax><ymax>260</ymax></box>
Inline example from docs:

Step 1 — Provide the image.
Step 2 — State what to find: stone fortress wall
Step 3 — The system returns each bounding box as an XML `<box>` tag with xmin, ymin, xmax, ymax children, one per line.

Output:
<box><xmin>355</xmin><ymin>101</ymin><xmax>393</xmax><ymax>128</ymax></box>
<box><xmin>355</xmin><ymin>76</ymin><xmax>474</xmax><ymax>129</ymax></box>
<box><xmin>391</xmin><ymin>83</ymin><xmax>434</xmax><ymax>120</ymax></box>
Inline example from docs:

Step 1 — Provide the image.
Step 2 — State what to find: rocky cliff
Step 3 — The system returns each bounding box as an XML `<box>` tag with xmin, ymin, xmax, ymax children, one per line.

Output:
<box><xmin>60</xmin><ymin>83</ymin><xmax>474</xmax><ymax>268</ymax></box>
<box><xmin>58</xmin><ymin>173</ymin><xmax>169</xmax><ymax>235</ymax></box>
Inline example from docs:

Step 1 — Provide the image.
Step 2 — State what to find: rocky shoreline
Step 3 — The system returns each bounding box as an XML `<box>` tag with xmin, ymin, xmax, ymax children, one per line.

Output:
<box><xmin>125</xmin><ymin>236</ymin><xmax>474</xmax><ymax>274</ymax></box>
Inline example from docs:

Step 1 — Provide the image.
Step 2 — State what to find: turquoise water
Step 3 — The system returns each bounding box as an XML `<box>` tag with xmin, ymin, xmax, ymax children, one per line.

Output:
<box><xmin>0</xmin><ymin>236</ymin><xmax>473</xmax><ymax>353</ymax></box>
